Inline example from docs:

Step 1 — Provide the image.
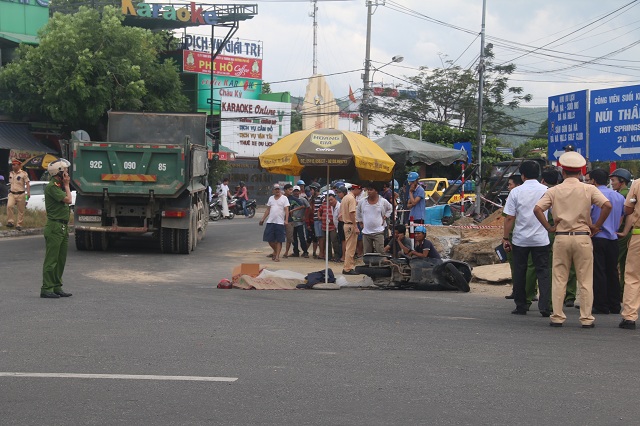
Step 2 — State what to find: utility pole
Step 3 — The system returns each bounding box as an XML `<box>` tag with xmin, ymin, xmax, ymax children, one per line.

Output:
<box><xmin>475</xmin><ymin>0</ymin><xmax>487</xmax><ymax>216</ymax></box>
<box><xmin>361</xmin><ymin>0</ymin><xmax>374</xmax><ymax>137</ymax></box>
<box><xmin>311</xmin><ymin>0</ymin><xmax>318</xmax><ymax>75</ymax></box>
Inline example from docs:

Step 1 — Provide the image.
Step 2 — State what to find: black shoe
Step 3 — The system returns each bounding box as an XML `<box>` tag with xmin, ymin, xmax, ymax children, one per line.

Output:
<box><xmin>16</xmin><ymin>226</ymin><xmax>22</xmax><ymax>231</ymax></box>
<box><xmin>55</xmin><ymin>291</ymin><xmax>72</xmax><ymax>297</ymax></box>
<box><xmin>40</xmin><ymin>292</ymin><xmax>60</xmax><ymax>299</ymax></box>
<box><xmin>540</xmin><ymin>311</ymin><xmax>551</xmax><ymax>317</ymax></box>
<box><xmin>342</xmin><ymin>270</ymin><xmax>359</xmax><ymax>276</ymax></box>
<box><xmin>574</xmin><ymin>303</ymin><xmax>580</xmax><ymax>309</ymax></box>
<box><xmin>290</xmin><ymin>253</ymin><xmax>300</xmax><ymax>258</ymax></box>
<box><xmin>532</xmin><ymin>296</ymin><xmax>539</xmax><ymax>302</ymax></box>
<box><xmin>302</xmin><ymin>253</ymin><xmax>309</xmax><ymax>258</ymax></box>
<box><xmin>564</xmin><ymin>300</ymin><xmax>574</xmax><ymax>307</ymax></box>
<box><xmin>619</xmin><ymin>319</ymin><xmax>636</xmax><ymax>330</ymax></box>
<box><xmin>511</xmin><ymin>309</ymin><xmax>527</xmax><ymax>315</ymax></box>
<box><xmin>549</xmin><ymin>322</ymin><xmax>563</xmax><ymax>327</ymax></box>
<box><xmin>6</xmin><ymin>222</ymin><xmax>14</xmax><ymax>228</ymax></box>
<box><xmin>505</xmin><ymin>293</ymin><xmax>514</xmax><ymax>300</ymax></box>
<box><xmin>582</xmin><ymin>323</ymin><xmax>595</xmax><ymax>328</ymax></box>
<box><xmin>592</xmin><ymin>308</ymin><xmax>610</xmax><ymax>315</ymax></box>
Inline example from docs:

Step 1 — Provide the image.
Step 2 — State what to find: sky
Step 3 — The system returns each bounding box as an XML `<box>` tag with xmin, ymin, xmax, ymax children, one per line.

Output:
<box><xmin>176</xmin><ymin>0</ymin><xmax>640</xmax><ymax>131</ymax></box>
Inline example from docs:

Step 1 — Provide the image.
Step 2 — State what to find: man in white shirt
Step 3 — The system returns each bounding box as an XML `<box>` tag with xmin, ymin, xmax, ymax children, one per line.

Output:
<box><xmin>259</xmin><ymin>183</ymin><xmax>290</xmax><ymax>262</ymax></box>
<box><xmin>502</xmin><ymin>161</ymin><xmax>551</xmax><ymax>316</ymax></box>
<box><xmin>357</xmin><ymin>182</ymin><xmax>392</xmax><ymax>254</ymax></box>
<box><xmin>220</xmin><ymin>177</ymin><xmax>231</xmax><ymax>218</ymax></box>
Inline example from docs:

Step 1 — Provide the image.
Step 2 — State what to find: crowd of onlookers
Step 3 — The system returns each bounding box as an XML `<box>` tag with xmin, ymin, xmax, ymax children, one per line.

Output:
<box><xmin>258</xmin><ymin>176</ymin><xmax>440</xmax><ymax>275</ymax></box>
<box><xmin>501</xmin><ymin>150</ymin><xmax>639</xmax><ymax>330</ymax></box>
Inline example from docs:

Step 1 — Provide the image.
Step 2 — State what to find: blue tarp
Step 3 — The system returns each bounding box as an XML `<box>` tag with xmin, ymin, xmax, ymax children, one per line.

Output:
<box><xmin>425</xmin><ymin>205</ymin><xmax>452</xmax><ymax>225</ymax></box>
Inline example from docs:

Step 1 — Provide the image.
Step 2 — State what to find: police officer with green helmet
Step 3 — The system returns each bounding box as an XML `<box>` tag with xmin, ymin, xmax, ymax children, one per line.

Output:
<box><xmin>41</xmin><ymin>158</ymin><xmax>73</xmax><ymax>299</ymax></box>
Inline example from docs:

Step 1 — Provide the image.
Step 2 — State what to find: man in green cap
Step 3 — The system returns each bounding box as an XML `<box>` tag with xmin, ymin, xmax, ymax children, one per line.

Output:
<box><xmin>41</xmin><ymin>158</ymin><xmax>73</xmax><ymax>299</ymax></box>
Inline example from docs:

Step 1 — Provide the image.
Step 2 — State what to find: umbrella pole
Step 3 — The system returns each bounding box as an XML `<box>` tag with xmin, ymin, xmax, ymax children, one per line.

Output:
<box><xmin>391</xmin><ymin>168</ymin><xmax>397</xmax><ymax>259</ymax></box>
<box><xmin>325</xmin><ymin>166</ymin><xmax>330</xmax><ymax>284</ymax></box>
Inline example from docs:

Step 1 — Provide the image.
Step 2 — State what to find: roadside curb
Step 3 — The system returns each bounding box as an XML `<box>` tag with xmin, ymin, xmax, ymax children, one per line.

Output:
<box><xmin>0</xmin><ymin>226</ymin><xmax>75</xmax><ymax>238</ymax></box>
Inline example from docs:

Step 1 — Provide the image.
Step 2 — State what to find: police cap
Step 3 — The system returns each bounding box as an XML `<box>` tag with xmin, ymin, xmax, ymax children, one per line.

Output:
<box><xmin>558</xmin><ymin>151</ymin><xmax>586</xmax><ymax>172</ymax></box>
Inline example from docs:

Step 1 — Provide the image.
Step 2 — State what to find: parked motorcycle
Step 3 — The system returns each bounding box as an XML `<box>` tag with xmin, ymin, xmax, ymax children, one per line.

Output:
<box><xmin>230</xmin><ymin>196</ymin><xmax>256</xmax><ymax>218</ymax></box>
<box><xmin>209</xmin><ymin>195</ymin><xmax>235</xmax><ymax>221</ymax></box>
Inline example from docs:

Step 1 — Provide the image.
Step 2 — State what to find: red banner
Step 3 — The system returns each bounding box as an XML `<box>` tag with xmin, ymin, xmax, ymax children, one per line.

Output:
<box><xmin>183</xmin><ymin>50</ymin><xmax>262</xmax><ymax>79</ymax></box>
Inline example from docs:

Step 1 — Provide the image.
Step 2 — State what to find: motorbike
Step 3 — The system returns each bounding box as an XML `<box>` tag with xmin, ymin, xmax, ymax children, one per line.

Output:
<box><xmin>354</xmin><ymin>253</ymin><xmax>471</xmax><ymax>292</ymax></box>
<box><xmin>230</xmin><ymin>196</ymin><xmax>256</xmax><ymax>218</ymax></box>
<box><xmin>209</xmin><ymin>195</ymin><xmax>235</xmax><ymax>221</ymax></box>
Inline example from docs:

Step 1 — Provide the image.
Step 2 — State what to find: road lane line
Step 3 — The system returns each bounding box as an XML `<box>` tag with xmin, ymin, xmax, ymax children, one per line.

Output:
<box><xmin>0</xmin><ymin>372</ymin><xmax>237</xmax><ymax>382</ymax></box>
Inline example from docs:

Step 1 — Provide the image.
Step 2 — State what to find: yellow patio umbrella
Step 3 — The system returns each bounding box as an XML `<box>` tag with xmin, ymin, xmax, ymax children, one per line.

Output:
<box><xmin>259</xmin><ymin>128</ymin><xmax>394</xmax><ymax>181</ymax></box>
<box><xmin>22</xmin><ymin>153</ymin><xmax>60</xmax><ymax>170</ymax></box>
<box><xmin>259</xmin><ymin>128</ymin><xmax>395</xmax><ymax>283</ymax></box>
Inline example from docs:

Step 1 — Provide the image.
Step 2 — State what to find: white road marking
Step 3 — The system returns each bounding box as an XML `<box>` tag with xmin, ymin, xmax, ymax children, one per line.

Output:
<box><xmin>0</xmin><ymin>372</ymin><xmax>237</xmax><ymax>382</ymax></box>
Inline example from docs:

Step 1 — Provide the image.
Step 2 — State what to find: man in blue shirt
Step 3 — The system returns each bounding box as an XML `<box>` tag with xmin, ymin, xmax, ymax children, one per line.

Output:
<box><xmin>588</xmin><ymin>168</ymin><xmax>626</xmax><ymax>314</ymax></box>
<box><xmin>406</xmin><ymin>171</ymin><xmax>425</xmax><ymax>224</ymax></box>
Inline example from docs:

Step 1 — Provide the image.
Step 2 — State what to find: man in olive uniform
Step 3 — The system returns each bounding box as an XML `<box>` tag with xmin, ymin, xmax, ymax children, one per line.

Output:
<box><xmin>7</xmin><ymin>159</ymin><xmax>30</xmax><ymax>230</ymax></box>
<box><xmin>619</xmin><ymin>178</ymin><xmax>640</xmax><ymax>329</ymax></box>
<box><xmin>534</xmin><ymin>152</ymin><xmax>611</xmax><ymax>328</ymax></box>
<box><xmin>41</xmin><ymin>159</ymin><xmax>73</xmax><ymax>299</ymax></box>
<box><xmin>609</xmin><ymin>168</ymin><xmax>632</xmax><ymax>295</ymax></box>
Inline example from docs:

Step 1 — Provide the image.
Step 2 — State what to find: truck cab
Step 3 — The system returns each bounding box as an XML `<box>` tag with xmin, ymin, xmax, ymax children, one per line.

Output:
<box><xmin>418</xmin><ymin>177</ymin><xmax>476</xmax><ymax>204</ymax></box>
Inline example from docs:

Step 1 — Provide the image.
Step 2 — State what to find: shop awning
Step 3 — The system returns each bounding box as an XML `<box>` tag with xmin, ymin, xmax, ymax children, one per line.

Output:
<box><xmin>0</xmin><ymin>122</ymin><xmax>57</xmax><ymax>153</ymax></box>
<box><xmin>0</xmin><ymin>31</ymin><xmax>39</xmax><ymax>46</ymax></box>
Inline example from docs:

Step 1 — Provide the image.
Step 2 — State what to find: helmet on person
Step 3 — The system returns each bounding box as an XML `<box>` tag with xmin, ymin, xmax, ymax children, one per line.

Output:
<box><xmin>47</xmin><ymin>158</ymin><xmax>71</xmax><ymax>177</ymax></box>
<box><xmin>297</xmin><ymin>179</ymin><xmax>305</xmax><ymax>185</ymax></box>
<box><xmin>415</xmin><ymin>225</ymin><xmax>426</xmax><ymax>234</ymax></box>
<box><xmin>239</xmin><ymin>181</ymin><xmax>245</xmax><ymax>186</ymax></box>
<box><xmin>609</xmin><ymin>168</ymin><xmax>632</xmax><ymax>183</ymax></box>
<box><xmin>217</xmin><ymin>278</ymin><xmax>232</xmax><ymax>289</ymax></box>
<box><xmin>407</xmin><ymin>171</ymin><xmax>419</xmax><ymax>182</ymax></box>
<box><xmin>310</xmin><ymin>183</ymin><xmax>320</xmax><ymax>190</ymax></box>
<box><xmin>0</xmin><ymin>175</ymin><xmax>4</xmax><ymax>181</ymax></box>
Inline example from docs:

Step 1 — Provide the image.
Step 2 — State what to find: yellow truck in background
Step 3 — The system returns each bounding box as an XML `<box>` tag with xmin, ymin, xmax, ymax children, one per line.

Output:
<box><xmin>419</xmin><ymin>178</ymin><xmax>477</xmax><ymax>205</ymax></box>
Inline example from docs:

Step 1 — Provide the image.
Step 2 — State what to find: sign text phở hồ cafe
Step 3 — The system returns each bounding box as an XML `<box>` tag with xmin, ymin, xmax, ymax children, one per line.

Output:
<box><xmin>121</xmin><ymin>0</ymin><xmax>218</xmax><ymax>25</ymax></box>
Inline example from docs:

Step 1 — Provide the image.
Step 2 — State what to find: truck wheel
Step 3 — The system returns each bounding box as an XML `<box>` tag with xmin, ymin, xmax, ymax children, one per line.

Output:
<box><xmin>354</xmin><ymin>266</ymin><xmax>391</xmax><ymax>278</ymax></box>
<box><xmin>199</xmin><ymin>198</ymin><xmax>207</xmax><ymax>236</ymax></box>
<box><xmin>91</xmin><ymin>232</ymin><xmax>109</xmax><ymax>251</ymax></box>
<box><xmin>246</xmin><ymin>206</ymin><xmax>256</xmax><ymax>218</ymax></box>
<box><xmin>75</xmin><ymin>230</ymin><xmax>90</xmax><ymax>251</ymax></box>
<box><xmin>160</xmin><ymin>227</ymin><xmax>174</xmax><ymax>254</ymax></box>
<box><xmin>177</xmin><ymin>227</ymin><xmax>190</xmax><ymax>254</ymax></box>
<box><xmin>190</xmin><ymin>206</ymin><xmax>197</xmax><ymax>251</ymax></box>
<box><xmin>445</xmin><ymin>263</ymin><xmax>470</xmax><ymax>292</ymax></box>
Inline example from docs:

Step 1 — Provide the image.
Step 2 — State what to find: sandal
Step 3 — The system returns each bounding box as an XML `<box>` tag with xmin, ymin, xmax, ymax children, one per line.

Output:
<box><xmin>313</xmin><ymin>254</ymin><xmax>318</xmax><ymax>259</ymax></box>
<box><xmin>273</xmin><ymin>258</ymin><xmax>280</xmax><ymax>262</ymax></box>
<box><xmin>283</xmin><ymin>254</ymin><xmax>289</xmax><ymax>258</ymax></box>
<box><xmin>266</xmin><ymin>254</ymin><xmax>274</xmax><ymax>258</ymax></box>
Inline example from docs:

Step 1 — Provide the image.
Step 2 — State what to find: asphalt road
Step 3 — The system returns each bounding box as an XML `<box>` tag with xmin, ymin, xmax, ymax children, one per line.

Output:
<box><xmin>1</xmin><ymin>218</ymin><xmax>640</xmax><ymax>425</ymax></box>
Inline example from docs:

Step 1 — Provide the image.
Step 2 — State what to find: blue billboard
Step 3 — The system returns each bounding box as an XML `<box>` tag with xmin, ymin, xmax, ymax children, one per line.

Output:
<box><xmin>589</xmin><ymin>84</ymin><xmax>640</xmax><ymax>161</ymax></box>
<box><xmin>548</xmin><ymin>90</ymin><xmax>588</xmax><ymax>161</ymax></box>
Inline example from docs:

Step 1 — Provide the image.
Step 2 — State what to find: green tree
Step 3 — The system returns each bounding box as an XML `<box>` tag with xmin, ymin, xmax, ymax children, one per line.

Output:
<box><xmin>533</xmin><ymin>118</ymin><xmax>548</xmax><ymax>139</ymax></box>
<box><xmin>373</xmin><ymin>47</ymin><xmax>531</xmax><ymax>136</ymax></box>
<box><xmin>514</xmin><ymin>138</ymin><xmax>548</xmax><ymax>159</ymax></box>
<box><xmin>0</xmin><ymin>6</ymin><xmax>188</xmax><ymax>133</ymax></box>
<box><xmin>290</xmin><ymin>110</ymin><xmax>302</xmax><ymax>132</ymax></box>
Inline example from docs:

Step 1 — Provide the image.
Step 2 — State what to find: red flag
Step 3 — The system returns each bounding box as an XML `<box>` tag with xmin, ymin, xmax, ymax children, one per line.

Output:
<box><xmin>349</xmin><ymin>85</ymin><xmax>357</xmax><ymax>103</ymax></box>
